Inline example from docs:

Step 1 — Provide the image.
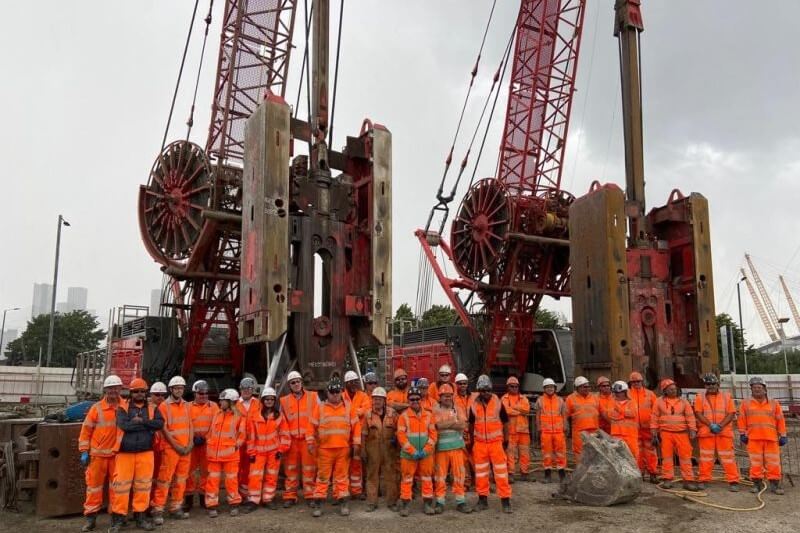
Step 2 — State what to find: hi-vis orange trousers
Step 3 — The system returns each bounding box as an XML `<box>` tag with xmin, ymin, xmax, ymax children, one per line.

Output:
<box><xmin>639</xmin><ymin>429</ymin><xmax>659</xmax><ymax>475</ymax></box>
<box><xmin>434</xmin><ymin>449</ymin><xmax>466</xmax><ymax>504</ymax></box>
<box><xmin>283</xmin><ymin>438</ymin><xmax>316</xmax><ymax>501</ymax></box>
<box><xmin>698</xmin><ymin>436</ymin><xmax>739</xmax><ymax>483</ymax></box>
<box><xmin>151</xmin><ymin>447</ymin><xmax>191</xmax><ymax>513</ymax></box>
<box><xmin>506</xmin><ymin>433</ymin><xmax>531</xmax><ymax>475</ymax></box>
<box><xmin>472</xmin><ymin>441</ymin><xmax>511</xmax><ymax>498</ymax></box>
<box><xmin>747</xmin><ymin>439</ymin><xmax>781</xmax><ymax>481</ymax></box>
<box><xmin>185</xmin><ymin>445</ymin><xmax>208</xmax><ymax>497</ymax></box>
<box><xmin>313</xmin><ymin>447</ymin><xmax>351</xmax><ymax>500</ymax></box>
<box><xmin>659</xmin><ymin>432</ymin><xmax>695</xmax><ymax>481</ymax></box>
<box><xmin>400</xmin><ymin>455</ymin><xmax>434</xmax><ymax>500</ymax></box>
<box><xmin>540</xmin><ymin>432</ymin><xmax>567</xmax><ymax>470</ymax></box>
<box><xmin>110</xmin><ymin>451</ymin><xmax>153</xmax><ymax>515</ymax></box>
<box><xmin>83</xmin><ymin>456</ymin><xmax>115</xmax><ymax>515</ymax></box>
<box><xmin>247</xmin><ymin>452</ymin><xmax>281</xmax><ymax>504</ymax></box>
<box><xmin>205</xmin><ymin>460</ymin><xmax>241</xmax><ymax>508</ymax></box>
<box><xmin>349</xmin><ymin>456</ymin><xmax>363</xmax><ymax>496</ymax></box>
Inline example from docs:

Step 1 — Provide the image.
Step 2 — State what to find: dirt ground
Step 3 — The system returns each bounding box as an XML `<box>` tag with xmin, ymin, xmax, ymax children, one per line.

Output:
<box><xmin>3</xmin><ymin>479</ymin><xmax>797</xmax><ymax>533</ymax></box>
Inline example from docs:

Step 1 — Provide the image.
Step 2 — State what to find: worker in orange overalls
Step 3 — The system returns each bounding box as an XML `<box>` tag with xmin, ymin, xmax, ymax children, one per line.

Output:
<box><xmin>362</xmin><ymin>387</ymin><xmax>399</xmax><ymax>512</ymax></box>
<box><xmin>608</xmin><ymin>381</ymin><xmax>639</xmax><ymax>465</ymax></box>
<box><xmin>151</xmin><ymin>376</ymin><xmax>194</xmax><ymax>525</ymax></box>
<box><xmin>609</xmin><ymin>381</ymin><xmax>639</xmax><ymax>463</ymax></box>
<box><xmin>417</xmin><ymin>377</ymin><xmax>439</xmax><ymax>412</ymax></box>
<box><xmin>308</xmin><ymin>378</ymin><xmax>362</xmax><ymax>517</ymax></box>
<box><xmin>242</xmin><ymin>386</ymin><xmax>290</xmax><ymax>512</ymax></box>
<box><xmin>397</xmin><ymin>386</ymin><xmax>437</xmax><ymax>517</ymax></box>
<box><xmin>429</xmin><ymin>364</ymin><xmax>453</xmax><ymax>402</ymax></box>
<box><xmin>205</xmin><ymin>389</ymin><xmax>245</xmax><ymax>517</ymax></box>
<box><xmin>628</xmin><ymin>371</ymin><xmax>658</xmax><ymax>482</ymax></box>
<box><xmin>184</xmin><ymin>380</ymin><xmax>218</xmax><ymax>511</ymax></box>
<box><xmin>110</xmin><ymin>378</ymin><xmax>162</xmax><ymax>532</ymax></box>
<box><xmin>470</xmin><ymin>374</ymin><xmax>512</xmax><ymax>513</ymax></box>
<box><xmin>651</xmin><ymin>379</ymin><xmax>699</xmax><ymax>491</ymax></box>
<box><xmin>693</xmin><ymin>373</ymin><xmax>740</xmax><ymax>491</ymax></box>
<box><xmin>596</xmin><ymin>376</ymin><xmax>614</xmax><ymax>435</ymax></box>
<box><xmin>78</xmin><ymin>375</ymin><xmax>124</xmax><ymax>533</ymax></box>
<box><xmin>454</xmin><ymin>373</ymin><xmax>474</xmax><ymax>489</ymax></box>
<box><xmin>433</xmin><ymin>383</ymin><xmax>471</xmax><ymax>514</ymax></box>
<box><xmin>344</xmin><ymin>370</ymin><xmax>370</xmax><ymax>500</ymax></box>
<box><xmin>501</xmin><ymin>376</ymin><xmax>532</xmax><ymax>482</ymax></box>
<box><xmin>387</xmin><ymin>368</ymin><xmax>410</xmax><ymax>414</ymax></box>
<box><xmin>280</xmin><ymin>370</ymin><xmax>320</xmax><ymax>506</ymax></box>
<box><xmin>535</xmin><ymin>377</ymin><xmax>566</xmax><ymax>485</ymax></box>
<box><xmin>738</xmin><ymin>376</ymin><xmax>788</xmax><ymax>495</ymax></box>
<box><xmin>235</xmin><ymin>377</ymin><xmax>260</xmax><ymax>500</ymax></box>
<box><xmin>566</xmin><ymin>376</ymin><xmax>600</xmax><ymax>464</ymax></box>
<box><xmin>148</xmin><ymin>381</ymin><xmax>168</xmax><ymax>503</ymax></box>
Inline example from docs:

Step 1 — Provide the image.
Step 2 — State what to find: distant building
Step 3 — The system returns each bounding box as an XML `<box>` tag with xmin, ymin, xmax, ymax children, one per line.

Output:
<box><xmin>67</xmin><ymin>287</ymin><xmax>88</xmax><ymax>311</ymax></box>
<box><xmin>150</xmin><ymin>289</ymin><xmax>162</xmax><ymax>316</ymax></box>
<box><xmin>32</xmin><ymin>283</ymin><xmax>53</xmax><ymax>318</ymax></box>
<box><xmin>56</xmin><ymin>302</ymin><xmax>69</xmax><ymax>313</ymax></box>
<box><xmin>1</xmin><ymin>328</ymin><xmax>18</xmax><ymax>357</ymax></box>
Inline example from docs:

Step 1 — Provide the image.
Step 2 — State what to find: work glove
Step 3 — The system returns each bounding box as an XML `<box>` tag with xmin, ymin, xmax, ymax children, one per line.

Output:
<box><xmin>779</xmin><ymin>436</ymin><xmax>788</xmax><ymax>447</ymax></box>
<box><xmin>739</xmin><ymin>434</ymin><xmax>748</xmax><ymax>445</ymax></box>
<box><xmin>307</xmin><ymin>443</ymin><xmax>316</xmax><ymax>456</ymax></box>
<box><xmin>193</xmin><ymin>435</ymin><xmax>206</xmax><ymax>446</ymax></box>
<box><xmin>390</xmin><ymin>436</ymin><xmax>398</xmax><ymax>447</ymax></box>
<box><xmin>412</xmin><ymin>450</ymin><xmax>424</xmax><ymax>460</ymax></box>
<box><xmin>709</xmin><ymin>424</ymin><xmax>721</xmax><ymax>435</ymax></box>
<box><xmin>80</xmin><ymin>451</ymin><xmax>89</xmax><ymax>467</ymax></box>
<box><xmin>249</xmin><ymin>455</ymin><xmax>256</xmax><ymax>463</ymax></box>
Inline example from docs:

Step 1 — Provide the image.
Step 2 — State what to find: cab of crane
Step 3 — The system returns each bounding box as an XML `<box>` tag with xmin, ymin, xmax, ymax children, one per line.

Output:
<box><xmin>523</xmin><ymin>329</ymin><xmax>573</xmax><ymax>394</ymax></box>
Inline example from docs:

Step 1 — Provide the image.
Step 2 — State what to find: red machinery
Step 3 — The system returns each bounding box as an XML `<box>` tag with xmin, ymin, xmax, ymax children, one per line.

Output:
<box><xmin>413</xmin><ymin>0</ymin><xmax>586</xmax><ymax>387</ymax></box>
<box><xmin>136</xmin><ymin>0</ymin><xmax>391</xmax><ymax>389</ymax></box>
<box><xmin>569</xmin><ymin>0</ymin><xmax>717</xmax><ymax>389</ymax></box>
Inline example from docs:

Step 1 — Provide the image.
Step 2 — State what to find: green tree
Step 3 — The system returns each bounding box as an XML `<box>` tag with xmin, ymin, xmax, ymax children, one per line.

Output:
<box><xmin>394</xmin><ymin>303</ymin><xmax>415</xmax><ymax>322</ymax></box>
<box><xmin>5</xmin><ymin>310</ymin><xmax>106</xmax><ymax>367</ymax></box>
<box><xmin>715</xmin><ymin>313</ymin><xmax>800</xmax><ymax>374</ymax></box>
<box><xmin>419</xmin><ymin>304</ymin><xmax>459</xmax><ymax>329</ymax></box>
<box><xmin>535</xmin><ymin>308</ymin><xmax>562</xmax><ymax>329</ymax></box>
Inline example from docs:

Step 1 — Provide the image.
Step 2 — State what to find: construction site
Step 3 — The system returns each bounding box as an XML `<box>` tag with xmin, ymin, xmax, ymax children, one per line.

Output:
<box><xmin>1</xmin><ymin>1</ymin><xmax>799</xmax><ymax>532</ymax></box>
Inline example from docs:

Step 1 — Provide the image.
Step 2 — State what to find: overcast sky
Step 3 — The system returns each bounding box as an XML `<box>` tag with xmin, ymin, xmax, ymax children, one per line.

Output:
<box><xmin>1</xmin><ymin>1</ymin><xmax>799</xmax><ymax>348</ymax></box>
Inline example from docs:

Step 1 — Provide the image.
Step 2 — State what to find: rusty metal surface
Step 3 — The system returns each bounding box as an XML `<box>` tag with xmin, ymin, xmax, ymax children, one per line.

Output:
<box><xmin>569</xmin><ymin>184</ymin><xmax>631</xmax><ymax>383</ymax></box>
<box><xmin>36</xmin><ymin>422</ymin><xmax>85</xmax><ymax>517</ymax></box>
<box><xmin>239</xmin><ymin>96</ymin><xmax>291</xmax><ymax>344</ymax></box>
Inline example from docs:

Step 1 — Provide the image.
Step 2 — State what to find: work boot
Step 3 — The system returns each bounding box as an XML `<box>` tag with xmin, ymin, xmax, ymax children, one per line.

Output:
<box><xmin>183</xmin><ymin>494</ymin><xmax>194</xmax><ymax>511</ymax></box>
<box><xmin>241</xmin><ymin>501</ymin><xmax>257</xmax><ymax>514</ymax></box>
<box><xmin>682</xmin><ymin>482</ymin><xmax>699</xmax><ymax>492</ymax></box>
<box><xmin>520</xmin><ymin>472</ymin><xmax>534</xmax><ymax>483</ymax></box>
<box><xmin>133</xmin><ymin>512</ymin><xmax>154</xmax><ymax>531</ymax></box>
<box><xmin>107</xmin><ymin>514</ymin><xmax>123</xmax><ymax>533</ymax></box>
<box><xmin>729</xmin><ymin>483</ymin><xmax>740</xmax><ymax>492</ymax></box>
<box><xmin>434</xmin><ymin>502</ymin><xmax>444</xmax><ymax>514</ymax></box>
<box><xmin>207</xmin><ymin>508</ymin><xmax>218</xmax><ymax>518</ymax></box>
<box><xmin>229</xmin><ymin>506</ymin><xmax>239</xmax><ymax>517</ymax></box>
<box><xmin>750</xmin><ymin>479</ymin><xmax>764</xmax><ymax>494</ymax></box>
<box><xmin>558</xmin><ymin>469</ymin><xmax>566</xmax><ymax>483</ymax></box>
<box><xmin>359</xmin><ymin>493</ymin><xmax>367</xmax><ymax>501</ymax></box>
<box><xmin>388</xmin><ymin>502</ymin><xmax>399</xmax><ymax>512</ymax></box>
<box><xmin>267</xmin><ymin>500</ymin><xmax>278</xmax><ymax>510</ymax></box>
<box><xmin>543</xmin><ymin>469</ymin><xmax>552</xmax><ymax>484</ymax></box>
<box><xmin>696</xmin><ymin>482</ymin><xmax>706</xmax><ymax>490</ymax></box>
<box><xmin>151</xmin><ymin>512</ymin><xmax>164</xmax><ymax>527</ymax></box>
<box><xmin>648</xmin><ymin>474</ymin><xmax>659</xmax><ymax>484</ymax></box>
<box><xmin>769</xmin><ymin>480</ymin><xmax>785</xmax><ymax>495</ymax></box>
<box><xmin>82</xmin><ymin>514</ymin><xmax>97</xmax><ymax>532</ymax></box>
<box><xmin>311</xmin><ymin>500</ymin><xmax>323</xmax><ymax>518</ymax></box>
<box><xmin>501</xmin><ymin>498</ymin><xmax>512</xmax><ymax>514</ymax></box>
<box><xmin>339</xmin><ymin>498</ymin><xmax>350</xmax><ymax>516</ymax></box>
<box><xmin>282</xmin><ymin>499</ymin><xmax>296</xmax><ymax>508</ymax></box>
<box><xmin>399</xmin><ymin>500</ymin><xmax>410</xmax><ymax>517</ymax></box>
<box><xmin>198</xmin><ymin>495</ymin><xmax>206</xmax><ymax>509</ymax></box>
<box><xmin>366</xmin><ymin>503</ymin><xmax>377</xmax><ymax>512</ymax></box>
<box><xmin>474</xmin><ymin>496</ymin><xmax>489</xmax><ymax>512</ymax></box>
<box><xmin>423</xmin><ymin>498</ymin><xmax>435</xmax><ymax>515</ymax></box>
<box><xmin>169</xmin><ymin>509</ymin><xmax>189</xmax><ymax>520</ymax></box>
<box><xmin>456</xmin><ymin>502</ymin><xmax>472</xmax><ymax>514</ymax></box>
<box><xmin>660</xmin><ymin>480</ymin><xmax>673</xmax><ymax>489</ymax></box>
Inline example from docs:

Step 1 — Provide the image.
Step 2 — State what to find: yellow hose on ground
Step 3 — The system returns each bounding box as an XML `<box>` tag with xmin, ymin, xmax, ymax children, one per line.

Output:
<box><xmin>656</xmin><ymin>476</ymin><xmax>767</xmax><ymax>512</ymax></box>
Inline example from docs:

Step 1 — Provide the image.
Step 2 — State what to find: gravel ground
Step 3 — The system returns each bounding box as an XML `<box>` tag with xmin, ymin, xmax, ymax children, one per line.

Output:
<box><xmin>4</xmin><ymin>479</ymin><xmax>797</xmax><ymax>533</ymax></box>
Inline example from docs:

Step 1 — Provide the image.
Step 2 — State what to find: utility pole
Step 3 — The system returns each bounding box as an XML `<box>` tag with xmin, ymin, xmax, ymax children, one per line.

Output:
<box><xmin>46</xmin><ymin>214</ymin><xmax>70</xmax><ymax>367</ymax></box>
<box><xmin>736</xmin><ymin>276</ymin><xmax>748</xmax><ymax>393</ymax></box>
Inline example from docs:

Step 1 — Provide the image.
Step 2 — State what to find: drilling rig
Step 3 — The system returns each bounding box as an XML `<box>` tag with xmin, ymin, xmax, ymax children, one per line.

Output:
<box><xmin>135</xmin><ymin>0</ymin><xmax>391</xmax><ymax>390</ymax></box>
<box><xmin>569</xmin><ymin>0</ymin><xmax>717</xmax><ymax>389</ymax></box>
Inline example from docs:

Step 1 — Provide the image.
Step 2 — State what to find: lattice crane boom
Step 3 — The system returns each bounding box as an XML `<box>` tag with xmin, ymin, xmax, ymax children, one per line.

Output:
<box><xmin>745</xmin><ymin>254</ymin><xmax>785</xmax><ymax>339</ymax></box>
<box><xmin>779</xmin><ymin>275</ymin><xmax>800</xmax><ymax>331</ymax></box>
<box><xmin>741</xmin><ymin>267</ymin><xmax>779</xmax><ymax>342</ymax></box>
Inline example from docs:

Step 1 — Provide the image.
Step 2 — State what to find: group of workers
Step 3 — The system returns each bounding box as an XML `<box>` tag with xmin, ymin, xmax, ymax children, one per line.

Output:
<box><xmin>77</xmin><ymin>365</ymin><xmax>789</xmax><ymax>531</ymax></box>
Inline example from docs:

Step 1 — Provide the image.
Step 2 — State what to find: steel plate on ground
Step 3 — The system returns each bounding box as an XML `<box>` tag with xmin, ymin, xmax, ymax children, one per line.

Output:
<box><xmin>36</xmin><ymin>422</ymin><xmax>85</xmax><ymax>517</ymax></box>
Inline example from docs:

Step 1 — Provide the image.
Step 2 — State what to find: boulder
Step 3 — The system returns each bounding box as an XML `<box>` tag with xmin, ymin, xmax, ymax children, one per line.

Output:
<box><xmin>561</xmin><ymin>430</ymin><xmax>642</xmax><ymax>506</ymax></box>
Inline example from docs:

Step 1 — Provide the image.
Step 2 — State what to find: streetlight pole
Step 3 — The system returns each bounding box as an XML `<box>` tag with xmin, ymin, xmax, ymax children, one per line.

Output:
<box><xmin>736</xmin><ymin>276</ymin><xmax>748</xmax><ymax>395</ymax></box>
<box><xmin>46</xmin><ymin>214</ymin><xmax>70</xmax><ymax>367</ymax></box>
<box><xmin>1</xmin><ymin>307</ymin><xmax>20</xmax><ymax>358</ymax></box>
<box><xmin>778</xmin><ymin>316</ymin><xmax>792</xmax><ymax>401</ymax></box>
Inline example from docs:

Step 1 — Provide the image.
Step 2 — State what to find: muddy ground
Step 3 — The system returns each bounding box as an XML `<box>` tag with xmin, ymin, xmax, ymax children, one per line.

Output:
<box><xmin>4</xmin><ymin>479</ymin><xmax>796</xmax><ymax>533</ymax></box>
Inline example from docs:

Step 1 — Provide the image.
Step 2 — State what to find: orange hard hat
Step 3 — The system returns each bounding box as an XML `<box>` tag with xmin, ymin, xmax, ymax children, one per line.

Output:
<box><xmin>438</xmin><ymin>383</ymin><xmax>454</xmax><ymax>395</ymax></box>
<box><xmin>393</xmin><ymin>368</ymin><xmax>407</xmax><ymax>379</ymax></box>
<box><xmin>129</xmin><ymin>378</ymin><xmax>148</xmax><ymax>390</ymax></box>
<box><xmin>659</xmin><ymin>378</ymin><xmax>676</xmax><ymax>392</ymax></box>
<box><xmin>596</xmin><ymin>376</ymin><xmax>610</xmax><ymax>386</ymax></box>
<box><xmin>629</xmin><ymin>371</ymin><xmax>644</xmax><ymax>382</ymax></box>
<box><xmin>506</xmin><ymin>376</ymin><xmax>520</xmax><ymax>386</ymax></box>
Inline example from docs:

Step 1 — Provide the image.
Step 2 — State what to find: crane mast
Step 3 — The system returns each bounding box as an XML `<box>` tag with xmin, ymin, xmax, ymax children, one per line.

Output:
<box><xmin>742</xmin><ymin>268</ymin><xmax>779</xmax><ymax>342</ymax></box>
<box><xmin>745</xmin><ymin>253</ymin><xmax>785</xmax><ymax>339</ymax></box>
<box><xmin>779</xmin><ymin>275</ymin><xmax>800</xmax><ymax>331</ymax></box>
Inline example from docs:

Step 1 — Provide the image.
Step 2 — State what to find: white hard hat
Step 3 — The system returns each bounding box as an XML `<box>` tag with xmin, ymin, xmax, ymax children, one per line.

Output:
<box><xmin>542</xmin><ymin>378</ymin><xmax>556</xmax><ymax>388</ymax></box>
<box><xmin>261</xmin><ymin>386</ymin><xmax>277</xmax><ymax>398</ymax></box>
<box><xmin>103</xmin><ymin>375</ymin><xmax>123</xmax><ymax>388</ymax></box>
<box><xmin>612</xmin><ymin>380</ymin><xmax>629</xmax><ymax>393</ymax></box>
<box><xmin>371</xmin><ymin>386</ymin><xmax>387</xmax><ymax>398</ymax></box>
<box><xmin>574</xmin><ymin>376</ymin><xmax>590</xmax><ymax>388</ymax></box>
<box><xmin>219</xmin><ymin>388</ymin><xmax>240</xmax><ymax>402</ymax></box>
<box><xmin>192</xmin><ymin>380</ymin><xmax>209</xmax><ymax>393</ymax></box>
<box><xmin>344</xmin><ymin>370</ymin><xmax>359</xmax><ymax>383</ymax></box>
<box><xmin>150</xmin><ymin>381</ymin><xmax>167</xmax><ymax>394</ymax></box>
<box><xmin>455</xmin><ymin>373</ymin><xmax>469</xmax><ymax>383</ymax></box>
<box><xmin>168</xmin><ymin>376</ymin><xmax>187</xmax><ymax>388</ymax></box>
<box><xmin>476</xmin><ymin>374</ymin><xmax>492</xmax><ymax>391</ymax></box>
<box><xmin>239</xmin><ymin>377</ymin><xmax>256</xmax><ymax>389</ymax></box>
<box><xmin>286</xmin><ymin>371</ymin><xmax>302</xmax><ymax>382</ymax></box>
<box><xmin>438</xmin><ymin>364</ymin><xmax>452</xmax><ymax>374</ymax></box>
